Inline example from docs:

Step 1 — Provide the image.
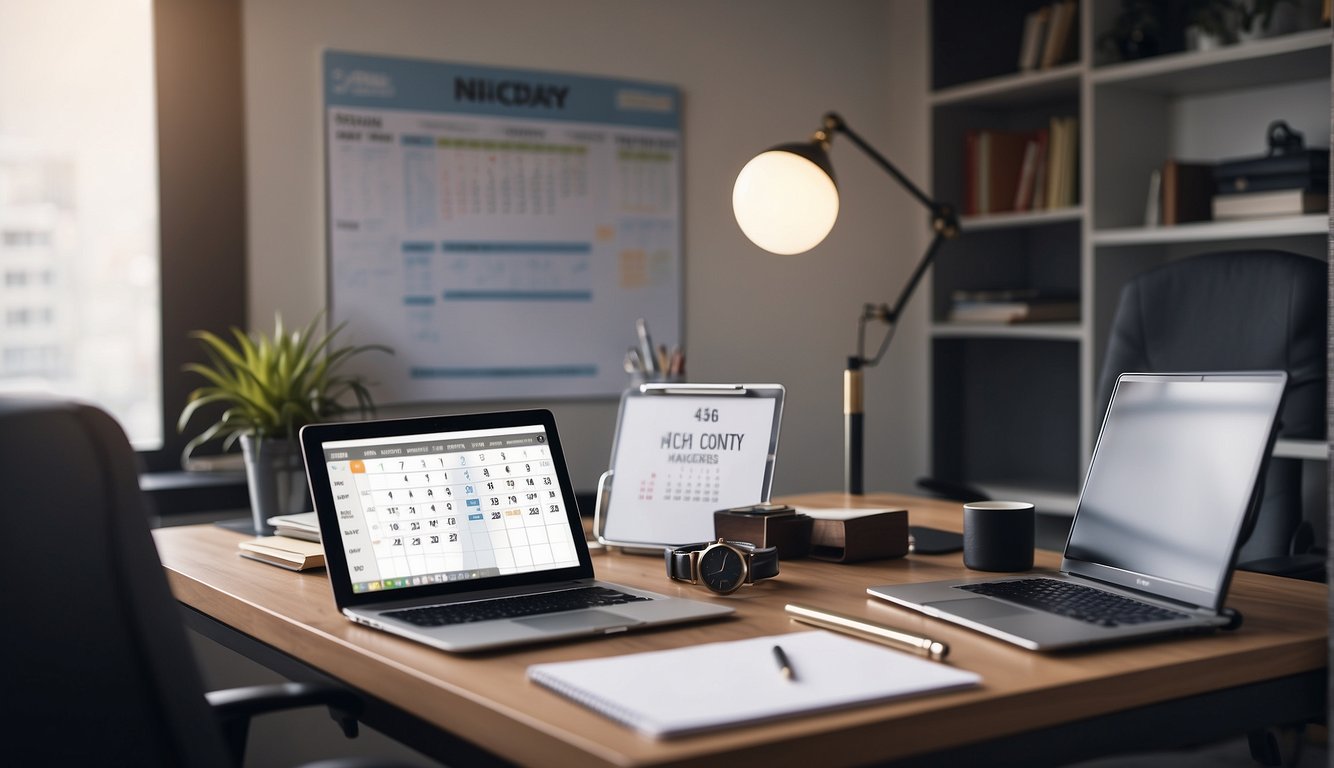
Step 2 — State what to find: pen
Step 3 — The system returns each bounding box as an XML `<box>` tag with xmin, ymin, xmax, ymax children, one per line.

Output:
<box><xmin>785</xmin><ymin>603</ymin><xmax>949</xmax><ymax>662</ymax></box>
<box><xmin>635</xmin><ymin>318</ymin><xmax>657</xmax><ymax>375</ymax></box>
<box><xmin>772</xmin><ymin>644</ymin><xmax>795</xmax><ymax>681</ymax></box>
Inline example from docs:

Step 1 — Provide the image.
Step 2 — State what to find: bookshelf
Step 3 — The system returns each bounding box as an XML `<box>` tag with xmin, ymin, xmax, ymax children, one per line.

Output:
<box><xmin>927</xmin><ymin>0</ymin><xmax>1330</xmax><ymax>514</ymax></box>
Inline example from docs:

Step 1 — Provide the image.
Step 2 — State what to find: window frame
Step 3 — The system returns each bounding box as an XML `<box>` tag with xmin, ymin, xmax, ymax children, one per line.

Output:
<box><xmin>144</xmin><ymin>0</ymin><xmax>247</xmax><ymax>472</ymax></box>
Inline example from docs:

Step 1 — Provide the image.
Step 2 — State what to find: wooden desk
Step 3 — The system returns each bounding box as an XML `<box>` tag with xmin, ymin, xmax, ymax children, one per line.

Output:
<box><xmin>155</xmin><ymin>492</ymin><xmax>1328</xmax><ymax>767</ymax></box>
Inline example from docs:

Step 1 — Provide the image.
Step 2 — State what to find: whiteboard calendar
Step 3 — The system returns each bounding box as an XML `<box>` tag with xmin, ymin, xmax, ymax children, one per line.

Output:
<box><xmin>323</xmin><ymin>51</ymin><xmax>682</xmax><ymax>402</ymax></box>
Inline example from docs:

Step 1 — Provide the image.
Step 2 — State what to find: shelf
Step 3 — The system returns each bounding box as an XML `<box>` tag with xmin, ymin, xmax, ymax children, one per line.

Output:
<box><xmin>1090</xmin><ymin>29</ymin><xmax>1330</xmax><ymax>95</ymax></box>
<box><xmin>932</xmin><ymin>63</ymin><xmax>1082</xmax><ymax>108</ymax></box>
<box><xmin>928</xmin><ymin>4</ymin><xmax>1328</xmax><ymax>516</ymax></box>
<box><xmin>931</xmin><ymin>323</ymin><xmax>1083</xmax><ymax>340</ymax></box>
<box><xmin>960</xmin><ymin>206</ymin><xmax>1084</xmax><ymax>232</ymax></box>
<box><xmin>1091</xmin><ymin>214</ymin><xmax>1328</xmax><ymax>246</ymax></box>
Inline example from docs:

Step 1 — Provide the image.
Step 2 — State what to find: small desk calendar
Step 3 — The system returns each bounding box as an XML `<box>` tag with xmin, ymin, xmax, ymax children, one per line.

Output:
<box><xmin>596</xmin><ymin>384</ymin><xmax>784</xmax><ymax>550</ymax></box>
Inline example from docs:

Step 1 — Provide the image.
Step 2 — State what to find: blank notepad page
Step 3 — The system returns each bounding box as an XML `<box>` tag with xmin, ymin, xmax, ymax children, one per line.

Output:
<box><xmin>527</xmin><ymin>630</ymin><xmax>981</xmax><ymax>738</ymax></box>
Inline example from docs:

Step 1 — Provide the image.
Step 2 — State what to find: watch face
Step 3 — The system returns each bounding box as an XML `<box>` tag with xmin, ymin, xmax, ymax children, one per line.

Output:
<box><xmin>698</xmin><ymin>543</ymin><xmax>747</xmax><ymax>594</ymax></box>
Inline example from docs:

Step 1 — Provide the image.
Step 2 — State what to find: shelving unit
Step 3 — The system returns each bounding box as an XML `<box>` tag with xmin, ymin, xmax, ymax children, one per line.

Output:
<box><xmin>927</xmin><ymin>0</ymin><xmax>1330</xmax><ymax>514</ymax></box>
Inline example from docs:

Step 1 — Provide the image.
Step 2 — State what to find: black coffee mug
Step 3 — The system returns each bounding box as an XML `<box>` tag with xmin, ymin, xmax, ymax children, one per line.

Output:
<box><xmin>963</xmin><ymin>501</ymin><xmax>1035</xmax><ymax>572</ymax></box>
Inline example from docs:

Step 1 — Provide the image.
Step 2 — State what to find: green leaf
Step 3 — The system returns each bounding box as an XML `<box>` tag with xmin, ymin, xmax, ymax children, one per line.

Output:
<box><xmin>178</xmin><ymin>311</ymin><xmax>391</xmax><ymax>457</ymax></box>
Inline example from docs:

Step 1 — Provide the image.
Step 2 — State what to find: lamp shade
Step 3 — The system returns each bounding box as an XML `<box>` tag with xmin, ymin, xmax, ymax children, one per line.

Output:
<box><xmin>732</xmin><ymin>142</ymin><xmax>840</xmax><ymax>255</ymax></box>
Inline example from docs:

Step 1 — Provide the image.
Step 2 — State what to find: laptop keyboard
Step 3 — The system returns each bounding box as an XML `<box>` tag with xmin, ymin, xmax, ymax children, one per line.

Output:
<box><xmin>384</xmin><ymin>586</ymin><xmax>651</xmax><ymax>627</ymax></box>
<box><xmin>958</xmin><ymin>578</ymin><xmax>1189</xmax><ymax>627</ymax></box>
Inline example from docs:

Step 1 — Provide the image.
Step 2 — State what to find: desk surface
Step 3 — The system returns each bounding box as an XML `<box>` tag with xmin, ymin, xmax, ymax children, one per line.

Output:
<box><xmin>155</xmin><ymin>492</ymin><xmax>1328</xmax><ymax>767</ymax></box>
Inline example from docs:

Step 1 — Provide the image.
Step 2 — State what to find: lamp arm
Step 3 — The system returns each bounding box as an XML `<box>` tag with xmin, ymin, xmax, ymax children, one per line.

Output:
<box><xmin>822</xmin><ymin>113</ymin><xmax>958</xmax><ymax>366</ymax></box>
<box><xmin>860</xmin><ymin>227</ymin><xmax>949</xmax><ymax>367</ymax></box>
<box><xmin>823</xmin><ymin>112</ymin><xmax>958</xmax><ymax>237</ymax></box>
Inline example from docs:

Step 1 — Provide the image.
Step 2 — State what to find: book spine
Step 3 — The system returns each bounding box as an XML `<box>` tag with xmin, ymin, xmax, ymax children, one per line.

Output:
<box><xmin>1013</xmin><ymin>137</ymin><xmax>1039</xmax><ymax>211</ymax></box>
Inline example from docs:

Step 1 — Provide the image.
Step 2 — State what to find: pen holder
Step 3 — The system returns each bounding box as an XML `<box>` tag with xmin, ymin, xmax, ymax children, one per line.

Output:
<box><xmin>714</xmin><ymin>504</ymin><xmax>813</xmax><ymax>560</ymax></box>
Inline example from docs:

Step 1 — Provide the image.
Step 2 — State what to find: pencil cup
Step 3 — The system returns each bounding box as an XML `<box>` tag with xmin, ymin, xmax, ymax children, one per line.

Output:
<box><xmin>962</xmin><ymin>501</ymin><xmax>1035</xmax><ymax>572</ymax></box>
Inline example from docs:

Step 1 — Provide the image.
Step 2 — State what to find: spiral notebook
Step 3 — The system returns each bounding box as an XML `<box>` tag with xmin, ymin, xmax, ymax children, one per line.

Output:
<box><xmin>527</xmin><ymin>630</ymin><xmax>980</xmax><ymax>739</ymax></box>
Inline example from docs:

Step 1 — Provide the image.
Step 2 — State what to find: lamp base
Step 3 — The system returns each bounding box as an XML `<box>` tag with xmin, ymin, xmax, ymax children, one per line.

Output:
<box><xmin>844</xmin><ymin>359</ymin><xmax>864</xmax><ymax>495</ymax></box>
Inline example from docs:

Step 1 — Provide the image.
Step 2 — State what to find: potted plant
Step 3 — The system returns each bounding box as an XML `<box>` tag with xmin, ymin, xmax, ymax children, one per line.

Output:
<box><xmin>178</xmin><ymin>313</ymin><xmax>390</xmax><ymax>533</ymax></box>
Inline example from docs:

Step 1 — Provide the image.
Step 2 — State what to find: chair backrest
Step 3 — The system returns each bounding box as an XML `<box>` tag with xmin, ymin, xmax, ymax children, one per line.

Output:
<box><xmin>1095</xmin><ymin>249</ymin><xmax>1327</xmax><ymax>562</ymax></box>
<box><xmin>0</xmin><ymin>396</ymin><xmax>231</xmax><ymax>767</ymax></box>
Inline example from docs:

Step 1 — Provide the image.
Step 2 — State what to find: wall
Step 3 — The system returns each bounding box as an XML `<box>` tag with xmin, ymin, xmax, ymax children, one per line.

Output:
<box><xmin>243</xmin><ymin>0</ymin><xmax>931</xmax><ymax>497</ymax></box>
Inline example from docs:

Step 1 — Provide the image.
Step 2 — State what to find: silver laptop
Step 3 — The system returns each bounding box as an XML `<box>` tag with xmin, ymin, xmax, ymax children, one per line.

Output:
<box><xmin>300</xmin><ymin>409</ymin><xmax>733</xmax><ymax>652</ymax></box>
<box><xmin>869</xmin><ymin>372</ymin><xmax>1287</xmax><ymax>651</ymax></box>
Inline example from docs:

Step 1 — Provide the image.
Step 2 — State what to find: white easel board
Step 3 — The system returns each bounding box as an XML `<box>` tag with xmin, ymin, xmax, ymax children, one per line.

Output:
<box><xmin>596</xmin><ymin>384</ymin><xmax>784</xmax><ymax>549</ymax></box>
<box><xmin>323</xmin><ymin>51</ymin><xmax>682</xmax><ymax>402</ymax></box>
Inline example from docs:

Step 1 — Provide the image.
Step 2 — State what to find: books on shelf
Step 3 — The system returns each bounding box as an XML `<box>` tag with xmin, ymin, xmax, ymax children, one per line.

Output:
<box><xmin>965</xmin><ymin>129</ymin><xmax>1029</xmax><ymax>215</ymax></box>
<box><xmin>1039</xmin><ymin>1</ymin><xmax>1077</xmax><ymax>69</ymax></box>
<box><xmin>1159</xmin><ymin>160</ymin><xmax>1214</xmax><ymax>226</ymax></box>
<box><xmin>1044</xmin><ymin>116</ymin><xmax>1078</xmax><ymax>210</ymax></box>
<box><xmin>1017</xmin><ymin>1</ymin><xmax>1077</xmax><ymax>72</ymax></box>
<box><xmin>964</xmin><ymin>122</ymin><xmax>1069</xmax><ymax>216</ymax></box>
<box><xmin>948</xmin><ymin>288</ymin><xmax>1079</xmax><ymax>324</ymax></box>
<box><xmin>1017</xmin><ymin>5</ymin><xmax>1050</xmax><ymax>72</ymax></box>
<box><xmin>1210</xmin><ymin>139</ymin><xmax>1328</xmax><ymax>219</ymax></box>
<box><xmin>1212</xmin><ymin>187</ymin><xmax>1329</xmax><ymax>219</ymax></box>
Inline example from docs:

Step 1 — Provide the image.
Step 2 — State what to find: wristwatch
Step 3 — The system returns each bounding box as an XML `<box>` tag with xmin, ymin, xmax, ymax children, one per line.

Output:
<box><xmin>666</xmin><ymin>538</ymin><xmax>779</xmax><ymax>595</ymax></box>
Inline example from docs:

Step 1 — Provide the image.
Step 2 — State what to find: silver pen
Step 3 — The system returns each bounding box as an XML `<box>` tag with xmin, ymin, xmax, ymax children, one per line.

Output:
<box><xmin>785</xmin><ymin>603</ymin><xmax>949</xmax><ymax>662</ymax></box>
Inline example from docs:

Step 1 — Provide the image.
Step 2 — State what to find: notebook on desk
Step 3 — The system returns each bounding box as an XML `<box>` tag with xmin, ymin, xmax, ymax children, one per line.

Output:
<box><xmin>300</xmin><ymin>409</ymin><xmax>732</xmax><ymax>652</ymax></box>
<box><xmin>869</xmin><ymin>372</ymin><xmax>1287</xmax><ymax>651</ymax></box>
<box><xmin>528</xmin><ymin>630</ymin><xmax>981</xmax><ymax>738</ymax></box>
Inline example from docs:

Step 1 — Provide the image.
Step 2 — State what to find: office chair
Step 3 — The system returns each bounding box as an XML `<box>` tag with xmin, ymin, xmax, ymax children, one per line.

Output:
<box><xmin>0</xmin><ymin>395</ymin><xmax>418</xmax><ymax>767</ymax></box>
<box><xmin>1095</xmin><ymin>249</ymin><xmax>1327</xmax><ymax>577</ymax></box>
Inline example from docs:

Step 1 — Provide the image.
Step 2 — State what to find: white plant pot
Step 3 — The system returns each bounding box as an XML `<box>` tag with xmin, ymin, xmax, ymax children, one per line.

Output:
<box><xmin>240</xmin><ymin>435</ymin><xmax>309</xmax><ymax>534</ymax></box>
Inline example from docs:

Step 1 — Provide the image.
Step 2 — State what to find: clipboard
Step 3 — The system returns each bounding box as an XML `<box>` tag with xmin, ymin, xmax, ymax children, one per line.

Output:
<box><xmin>594</xmin><ymin>383</ymin><xmax>784</xmax><ymax>551</ymax></box>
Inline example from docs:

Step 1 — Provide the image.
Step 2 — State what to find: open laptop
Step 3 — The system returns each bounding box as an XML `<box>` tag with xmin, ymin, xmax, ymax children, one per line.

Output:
<box><xmin>300</xmin><ymin>409</ymin><xmax>733</xmax><ymax>652</ymax></box>
<box><xmin>869</xmin><ymin>372</ymin><xmax>1287</xmax><ymax>651</ymax></box>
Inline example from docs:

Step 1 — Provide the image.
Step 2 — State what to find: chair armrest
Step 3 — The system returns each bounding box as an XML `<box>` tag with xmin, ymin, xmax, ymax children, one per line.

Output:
<box><xmin>206</xmin><ymin>682</ymin><xmax>363</xmax><ymax>765</ymax></box>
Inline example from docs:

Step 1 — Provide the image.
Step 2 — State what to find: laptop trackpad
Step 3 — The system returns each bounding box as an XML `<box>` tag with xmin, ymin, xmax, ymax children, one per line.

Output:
<box><xmin>926</xmin><ymin>597</ymin><xmax>1032</xmax><ymax>620</ymax></box>
<box><xmin>515</xmin><ymin>609</ymin><xmax>636</xmax><ymax>632</ymax></box>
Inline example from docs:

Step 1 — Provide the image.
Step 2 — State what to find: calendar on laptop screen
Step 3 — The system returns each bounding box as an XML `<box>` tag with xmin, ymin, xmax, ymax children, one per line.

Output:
<box><xmin>319</xmin><ymin>425</ymin><xmax>580</xmax><ymax>594</ymax></box>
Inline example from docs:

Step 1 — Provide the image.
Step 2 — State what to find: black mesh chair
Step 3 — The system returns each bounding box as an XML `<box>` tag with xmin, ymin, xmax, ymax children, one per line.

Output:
<box><xmin>0</xmin><ymin>395</ymin><xmax>418</xmax><ymax>767</ymax></box>
<box><xmin>1095</xmin><ymin>249</ymin><xmax>1326</xmax><ymax>577</ymax></box>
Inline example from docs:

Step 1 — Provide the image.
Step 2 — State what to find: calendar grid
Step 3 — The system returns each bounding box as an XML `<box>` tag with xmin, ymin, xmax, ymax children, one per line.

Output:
<box><xmin>321</xmin><ymin>428</ymin><xmax>579</xmax><ymax>593</ymax></box>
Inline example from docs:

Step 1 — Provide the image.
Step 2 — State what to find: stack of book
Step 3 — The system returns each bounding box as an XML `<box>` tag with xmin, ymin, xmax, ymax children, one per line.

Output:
<box><xmin>267</xmin><ymin>511</ymin><xmax>321</xmax><ymax>542</ymax></box>
<box><xmin>238</xmin><ymin>535</ymin><xmax>325</xmax><ymax>571</ymax></box>
<box><xmin>1212</xmin><ymin>147</ymin><xmax>1328</xmax><ymax>220</ymax></box>
<box><xmin>1017</xmin><ymin>1</ymin><xmax>1078</xmax><ymax>73</ymax></box>
<box><xmin>947</xmin><ymin>288</ymin><xmax>1079</xmax><ymax>324</ymax></box>
<box><xmin>963</xmin><ymin>116</ymin><xmax>1076</xmax><ymax>216</ymax></box>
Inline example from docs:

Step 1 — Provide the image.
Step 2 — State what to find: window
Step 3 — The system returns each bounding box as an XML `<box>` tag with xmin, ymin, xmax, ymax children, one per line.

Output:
<box><xmin>0</xmin><ymin>0</ymin><xmax>162</xmax><ymax>447</ymax></box>
<box><xmin>0</xmin><ymin>0</ymin><xmax>244</xmax><ymax>472</ymax></box>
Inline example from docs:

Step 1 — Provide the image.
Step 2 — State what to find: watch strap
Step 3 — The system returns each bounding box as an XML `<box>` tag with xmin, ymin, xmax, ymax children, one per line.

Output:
<box><xmin>745</xmin><ymin>542</ymin><xmax>779</xmax><ymax>582</ymax></box>
<box><xmin>665</xmin><ymin>540</ymin><xmax>779</xmax><ymax>583</ymax></box>
<box><xmin>666</xmin><ymin>544</ymin><xmax>702</xmax><ymax>582</ymax></box>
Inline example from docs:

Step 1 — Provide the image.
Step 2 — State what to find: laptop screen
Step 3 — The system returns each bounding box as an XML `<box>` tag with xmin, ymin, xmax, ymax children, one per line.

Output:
<box><xmin>1062</xmin><ymin>373</ymin><xmax>1285</xmax><ymax>608</ymax></box>
<box><xmin>302</xmin><ymin>410</ymin><xmax>593</xmax><ymax>607</ymax></box>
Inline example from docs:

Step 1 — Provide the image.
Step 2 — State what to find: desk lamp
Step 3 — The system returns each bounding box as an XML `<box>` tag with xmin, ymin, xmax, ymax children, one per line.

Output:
<box><xmin>732</xmin><ymin>111</ymin><xmax>959</xmax><ymax>494</ymax></box>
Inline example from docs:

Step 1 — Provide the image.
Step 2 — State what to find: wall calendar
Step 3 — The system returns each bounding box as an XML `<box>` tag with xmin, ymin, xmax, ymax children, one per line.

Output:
<box><xmin>323</xmin><ymin>51</ymin><xmax>682</xmax><ymax>402</ymax></box>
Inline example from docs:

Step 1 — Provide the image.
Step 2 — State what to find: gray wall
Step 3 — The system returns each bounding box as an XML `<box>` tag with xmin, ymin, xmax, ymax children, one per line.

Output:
<box><xmin>242</xmin><ymin>0</ymin><xmax>932</xmax><ymax>497</ymax></box>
